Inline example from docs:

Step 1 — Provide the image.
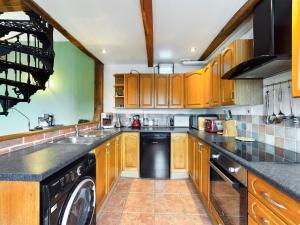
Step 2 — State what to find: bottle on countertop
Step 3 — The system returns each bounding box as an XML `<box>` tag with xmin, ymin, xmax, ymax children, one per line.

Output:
<box><xmin>169</xmin><ymin>117</ymin><xmax>174</xmax><ymax>127</ymax></box>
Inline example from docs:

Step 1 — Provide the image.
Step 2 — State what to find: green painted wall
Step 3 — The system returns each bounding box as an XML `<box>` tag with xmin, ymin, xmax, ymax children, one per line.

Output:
<box><xmin>0</xmin><ymin>41</ymin><xmax>95</xmax><ymax>135</ymax></box>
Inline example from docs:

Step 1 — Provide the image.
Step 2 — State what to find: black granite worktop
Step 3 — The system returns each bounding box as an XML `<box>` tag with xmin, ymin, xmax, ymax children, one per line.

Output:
<box><xmin>0</xmin><ymin>127</ymin><xmax>300</xmax><ymax>202</ymax></box>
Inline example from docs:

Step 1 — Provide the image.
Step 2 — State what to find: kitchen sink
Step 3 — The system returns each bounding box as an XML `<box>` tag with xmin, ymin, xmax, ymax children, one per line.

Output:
<box><xmin>79</xmin><ymin>129</ymin><xmax>116</xmax><ymax>138</ymax></box>
<box><xmin>53</xmin><ymin>136</ymin><xmax>96</xmax><ymax>145</ymax></box>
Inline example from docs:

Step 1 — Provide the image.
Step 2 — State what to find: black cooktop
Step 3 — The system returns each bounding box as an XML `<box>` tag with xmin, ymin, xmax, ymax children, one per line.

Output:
<box><xmin>213</xmin><ymin>141</ymin><xmax>300</xmax><ymax>163</ymax></box>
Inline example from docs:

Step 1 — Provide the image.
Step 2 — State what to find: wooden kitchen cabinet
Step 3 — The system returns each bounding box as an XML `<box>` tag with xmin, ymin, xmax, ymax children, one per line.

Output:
<box><xmin>169</xmin><ymin>74</ymin><xmax>185</xmax><ymax>108</ymax></box>
<box><xmin>194</xmin><ymin>141</ymin><xmax>202</xmax><ymax>191</ymax></box>
<box><xmin>248</xmin><ymin>172</ymin><xmax>300</xmax><ymax>225</ymax></box>
<box><xmin>293</xmin><ymin>0</ymin><xmax>300</xmax><ymax>97</ymax></box>
<box><xmin>155</xmin><ymin>75</ymin><xmax>169</xmax><ymax>108</ymax></box>
<box><xmin>122</xmin><ymin>132</ymin><xmax>140</xmax><ymax>172</ymax></box>
<box><xmin>185</xmin><ymin>70</ymin><xmax>204</xmax><ymax>108</ymax></box>
<box><xmin>95</xmin><ymin>144</ymin><xmax>107</xmax><ymax>210</ymax></box>
<box><xmin>115</xmin><ymin>135</ymin><xmax>122</xmax><ymax>177</ymax></box>
<box><xmin>106</xmin><ymin>139</ymin><xmax>116</xmax><ymax>192</ymax></box>
<box><xmin>188</xmin><ymin>135</ymin><xmax>195</xmax><ymax>179</ymax></box>
<box><xmin>210</xmin><ymin>55</ymin><xmax>221</xmax><ymax>107</ymax></box>
<box><xmin>220</xmin><ymin>40</ymin><xmax>263</xmax><ymax>106</ymax></box>
<box><xmin>140</xmin><ymin>74</ymin><xmax>155</xmax><ymax>108</ymax></box>
<box><xmin>171</xmin><ymin>133</ymin><xmax>188</xmax><ymax>172</ymax></box>
<box><xmin>203</xmin><ymin>65</ymin><xmax>211</xmax><ymax>107</ymax></box>
<box><xmin>125</xmin><ymin>74</ymin><xmax>139</xmax><ymax>108</ymax></box>
<box><xmin>201</xmin><ymin>143</ymin><xmax>210</xmax><ymax>204</ymax></box>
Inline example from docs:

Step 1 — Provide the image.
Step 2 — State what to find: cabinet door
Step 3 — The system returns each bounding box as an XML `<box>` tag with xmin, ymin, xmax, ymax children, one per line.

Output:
<box><xmin>169</xmin><ymin>74</ymin><xmax>184</xmax><ymax>108</ymax></box>
<box><xmin>188</xmin><ymin>135</ymin><xmax>195</xmax><ymax>178</ymax></box>
<box><xmin>201</xmin><ymin>144</ymin><xmax>210</xmax><ymax>204</ymax></box>
<box><xmin>185</xmin><ymin>71</ymin><xmax>204</xmax><ymax>108</ymax></box>
<box><xmin>203</xmin><ymin>65</ymin><xmax>211</xmax><ymax>107</ymax></box>
<box><xmin>116</xmin><ymin>135</ymin><xmax>122</xmax><ymax>177</ymax></box>
<box><xmin>140</xmin><ymin>74</ymin><xmax>155</xmax><ymax>108</ymax></box>
<box><xmin>194</xmin><ymin>144</ymin><xmax>200</xmax><ymax>190</ymax></box>
<box><xmin>123</xmin><ymin>133</ymin><xmax>140</xmax><ymax>171</ymax></box>
<box><xmin>155</xmin><ymin>75</ymin><xmax>169</xmax><ymax>108</ymax></box>
<box><xmin>196</xmin><ymin>142</ymin><xmax>203</xmax><ymax>193</ymax></box>
<box><xmin>125</xmin><ymin>74</ymin><xmax>139</xmax><ymax>108</ymax></box>
<box><xmin>106</xmin><ymin>140</ymin><xmax>116</xmax><ymax>192</ymax></box>
<box><xmin>221</xmin><ymin>43</ymin><xmax>236</xmax><ymax>105</ymax></box>
<box><xmin>293</xmin><ymin>0</ymin><xmax>300</xmax><ymax>97</ymax></box>
<box><xmin>95</xmin><ymin>144</ymin><xmax>107</xmax><ymax>210</ymax></box>
<box><xmin>171</xmin><ymin>133</ymin><xmax>188</xmax><ymax>172</ymax></box>
<box><xmin>210</xmin><ymin>55</ymin><xmax>221</xmax><ymax>107</ymax></box>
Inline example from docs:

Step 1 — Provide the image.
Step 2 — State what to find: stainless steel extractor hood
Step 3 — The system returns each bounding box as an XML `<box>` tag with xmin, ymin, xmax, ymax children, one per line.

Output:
<box><xmin>223</xmin><ymin>0</ymin><xmax>292</xmax><ymax>80</ymax></box>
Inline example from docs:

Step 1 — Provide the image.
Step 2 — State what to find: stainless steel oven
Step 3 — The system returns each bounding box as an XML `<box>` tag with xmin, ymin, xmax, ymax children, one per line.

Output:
<box><xmin>210</xmin><ymin>147</ymin><xmax>248</xmax><ymax>225</ymax></box>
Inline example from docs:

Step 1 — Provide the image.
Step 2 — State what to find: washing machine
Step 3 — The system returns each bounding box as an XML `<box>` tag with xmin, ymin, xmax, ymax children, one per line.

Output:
<box><xmin>41</xmin><ymin>152</ymin><xmax>96</xmax><ymax>225</ymax></box>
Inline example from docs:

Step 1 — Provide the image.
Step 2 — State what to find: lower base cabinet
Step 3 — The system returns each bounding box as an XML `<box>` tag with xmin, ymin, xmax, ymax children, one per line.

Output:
<box><xmin>188</xmin><ymin>135</ymin><xmax>210</xmax><ymax>206</ymax></box>
<box><xmin>122</xmin><ymin>132</ymin><xmax>140</xmax><ymax>173</ymax></box>
<box><xmin>95</xmin><ymin>144</ymin><xmax>107</xmax><ymax>211</ymax></box>
<box><xmin>171</xmin><ymin>133</ymin><xmax>188</xmax><ymax>173</ymax></box>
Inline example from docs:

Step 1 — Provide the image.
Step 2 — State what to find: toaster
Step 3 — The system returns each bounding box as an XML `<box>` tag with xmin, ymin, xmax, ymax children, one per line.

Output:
<box><xmin>205</xmin><ymin>119</ymin><xmax>223</xmax><ymax>133</ymax></box>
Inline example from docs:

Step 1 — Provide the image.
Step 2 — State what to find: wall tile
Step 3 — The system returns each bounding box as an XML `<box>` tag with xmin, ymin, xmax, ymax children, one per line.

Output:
<box><xmin>275</xmin><ymin>137</ymin><xmax>284</xmax><ymax>148</ymax></box>
<box><xmin>274</xmin><ymin>126</ymin><xmax>285</xmax><ymax>138</ymax></box>
<box><xmin>284</xmin><ymin>138</ymin><xmax>296</xmax><ymax>152</ymax></box>
<box><xmin>266</xmin><ymin>125</ymin><xmax>274</xmax><ymax>135</ymax></box>
<box><xmin>259</xmin><ymin>125</ymin><xmax>265</xmax><ymax>134</ymax></box>
<box><xmin>265</xmin><ymin>134</ymin><xmax>275</xmax><ymax>145</ymax></box>
<box><xmin>285</xmin><ymin>127</ymin><xmax>296</xmax><ymax>139</ymax></box>
<box><xmin>0</xmin><ymin>138</ymin><xmax>23</xmax><ymax>149</ymax></box>
<box><xmin>252</xmin><ymin>124</ymin><xmax>259</xmax><ymax>134</ymax></box>
<box><xmin>252</xmin><ymin>116</ymin><xmax>259</xmax><ymax>125</ymax></box>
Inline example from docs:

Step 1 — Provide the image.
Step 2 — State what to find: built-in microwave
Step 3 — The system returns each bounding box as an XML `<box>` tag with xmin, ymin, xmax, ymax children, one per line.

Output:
<box><xmin>190</xmin><ymin>114</ymin><xmax>218</xmax><ymax>130</ymax></box>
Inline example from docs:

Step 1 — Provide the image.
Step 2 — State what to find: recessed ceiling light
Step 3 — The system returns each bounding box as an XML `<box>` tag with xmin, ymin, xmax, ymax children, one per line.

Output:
<box><xmin>102</xmin><ymin>49</ymin><xmax>107</xmax><ymax>54</ymax></box>
<box><xmin>190</xmin><ymin>47</ymin><xmax>197</xmax><ymax>53</ymax></box>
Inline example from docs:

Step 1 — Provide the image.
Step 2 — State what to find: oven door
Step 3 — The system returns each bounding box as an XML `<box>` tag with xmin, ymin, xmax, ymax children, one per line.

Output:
<box><xmin>210</xmin><ymin>161</ymin><xmax>247</xmax><ymax>225</ymax></box>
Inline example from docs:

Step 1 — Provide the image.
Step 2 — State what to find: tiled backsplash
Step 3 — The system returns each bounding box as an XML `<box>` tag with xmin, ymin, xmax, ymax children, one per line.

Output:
<box><xmin>0</xmin><ymin>123</ymin><xmax>97</xmax><ymax>156</ymax></box>
<box><xmin>233</xmin><ymin>115</ymin><xmax>300</xmax><ymax>153</ymax></box>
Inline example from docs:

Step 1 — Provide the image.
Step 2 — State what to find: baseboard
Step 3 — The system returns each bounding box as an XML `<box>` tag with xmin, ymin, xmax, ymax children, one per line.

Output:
<box><xmin>121</xmin><ymin>170</ymin><xmax>139</xmax><ymax>178</ymax></box>
<box><xmin>171</xmin><ymin>172</ymin><xmax>189</xmax><ymax>179</ymax></box>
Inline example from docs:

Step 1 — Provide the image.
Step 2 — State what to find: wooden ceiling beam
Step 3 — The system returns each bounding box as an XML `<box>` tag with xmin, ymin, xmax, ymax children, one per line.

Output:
<box><xmin>0</xmin><ymin>0</ymin><xmax>28</xmax><ymax>12</ymax></box>
<box><xmin>199</xmin><ymin>0</ymin><xmax>262</xmax><ymax>60</ymax></box>
<box><xmin>22</xmin><ymin>0</ymin><xmax>103</xmax><ymax>64</ymax></box>
<box><xmin>140</xmin><ymin>0</ymin><xmax>153</xmax><ymax>67</ymax></box>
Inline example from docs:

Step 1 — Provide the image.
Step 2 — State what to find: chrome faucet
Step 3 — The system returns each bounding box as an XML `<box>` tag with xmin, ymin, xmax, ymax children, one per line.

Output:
<box><xmin>75</xmin><ymin>125</ymin><xmax>79</xmax><ymax>137</ymax></box>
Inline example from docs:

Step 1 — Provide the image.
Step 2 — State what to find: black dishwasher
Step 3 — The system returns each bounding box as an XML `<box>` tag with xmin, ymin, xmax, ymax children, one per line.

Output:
<box><xmin>140</xmin><ymin>132</ymin><xmax>170</xmax><ymax>179</ymax></box>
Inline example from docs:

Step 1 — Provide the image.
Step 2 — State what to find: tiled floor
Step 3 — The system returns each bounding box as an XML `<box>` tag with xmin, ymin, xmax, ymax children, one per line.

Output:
<box><xmin>97</xmin><ymin>178</ymin><xmax>213</xmax><ymax>225</ymax></box>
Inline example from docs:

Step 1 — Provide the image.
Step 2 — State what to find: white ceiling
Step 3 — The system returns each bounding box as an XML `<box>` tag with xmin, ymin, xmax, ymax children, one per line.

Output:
<box><xmin>32</xmin><ymin>0</ymin><xmax>247</xmax><ymax>65</ymax></box>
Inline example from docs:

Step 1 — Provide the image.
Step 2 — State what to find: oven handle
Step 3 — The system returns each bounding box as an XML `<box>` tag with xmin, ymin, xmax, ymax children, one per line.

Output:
<box><xmin>210</xmin><ymin>162</ymin><xmax>240</xmax><ymax>188</ymax></box>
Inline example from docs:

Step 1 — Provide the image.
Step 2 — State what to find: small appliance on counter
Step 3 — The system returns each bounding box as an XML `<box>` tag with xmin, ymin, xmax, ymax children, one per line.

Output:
<box><xmin>132</xmin><ymin>115</ymin><xmax>141</xmax><ymax>128</ymax></box>
<box><xmin>101</xmin><ymin>112</ymin><xmax>115</xmax><ymax>128</ymax></box>
<box><xmin>173</xmin><ymin>115</ymin><xmax>189</xmax><ymax>127</ymax></box>
<box><xmin>35</xmin><ymin>114</ymin><xmax>55</xmax><ymax>130</ymax></box>
<box><xmin>205</xmin><ymin>119</ymin><xmax>223</xmax><ymax>133</ymax></box>
<box><xmin>190</xmin><ymin>114</ymin><xmax>219</xmax><ymax>130</ymax></box>
<box><xmin>222</xmin><ymin>120</ymin><xmax>237</xmax><ymax>137</ymax></box>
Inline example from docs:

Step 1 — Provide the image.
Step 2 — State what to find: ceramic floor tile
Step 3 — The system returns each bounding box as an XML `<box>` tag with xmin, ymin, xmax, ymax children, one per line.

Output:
<box><xmin>154</xmin><ymin>194</ymin><xmax>185</xmax><ymax>214</ymax></box>
<box><xmin>119</xmin><ymin>213</ymin><xmax>154</xmax><ymax>225</ymax></box>
<box><xmin>180</xmin><ymin>194</ymin><xmax>206</xmax><ymax>215</ymax></box>
<box><xmin>155</xmin><ymin>214</ymin><xmax>213</xmax><ymax>225</ymax></box>
<box><xmin>129</xmin><ymin>179</ymin><xmax>154</xmax><ymax>193</ymax></box>
<box><xmin>103</xmin><ymin>192</ymin><xmax>128</xmax><ymax>213</ymax></box>
<box><xmin>114</xmin><ymin>181</ymin><xmax>132</xmax><ymax>193</ymax></box>
<box><xmin>155</xmin><ymin>180</ymin><xmax>193</xmax><ymax>194</ymax></box>
<box><xmin>123</xmin><ymin>193</ymin><xmax>154</xmax><ymax>213</ymax></box>
<box><xmin>97</xmin><ymin>212</ymin><xmax>121</xmax><ymax>225</ymax></box>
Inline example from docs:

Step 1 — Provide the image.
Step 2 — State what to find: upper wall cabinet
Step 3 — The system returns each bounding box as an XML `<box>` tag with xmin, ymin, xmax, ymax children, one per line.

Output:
<box><xmin>203</xmin><ymin>65</ymin><xmax>211</xmax><ymax>107</ymax></box>
<box><xmin>155</xmin><ymin>75</ymin><xmax>169</xmax><ymax>108</ymax></box>
<box><xmin>220</xmin><ymin>40</ymin><xmax>263</xmax><ymax>106</ymax></box>
<box><xmin>124</xmin><ymin>74</ymin><xmax>139</xmax><ymax>108</ymax></box>
<box><xmin>140</xmin><ymin>74</ymin><xmax>155</xmax><ymax>108</ymax></box>
<box><xmin>169</xmin><ymin>74</ymin><xmax>185</xmax><ymax>108</ymax></box>
<box><xmin>210</xmin><ymin>55</ymin><xmax>221</xmax><ymax>107</ymax></box>
<box><xmin>293</xmin><ymin>0</ymin><xmax>300</xmax><ymax>97</ymax></box>
<box><xmin>185</xmin><ymin>70</ymin><xmax>204</xmax><ymax>108</ymax></box>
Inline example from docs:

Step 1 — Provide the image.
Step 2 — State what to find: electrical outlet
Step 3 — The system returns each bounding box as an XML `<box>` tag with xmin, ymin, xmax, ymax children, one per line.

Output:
<box><xmin>246</xmin><ymin>108</ymin><xmax>252</xmax><ymax>115</ymax></box>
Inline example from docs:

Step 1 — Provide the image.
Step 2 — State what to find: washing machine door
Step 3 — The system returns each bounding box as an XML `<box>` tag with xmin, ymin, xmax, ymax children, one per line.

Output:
<box><xmin>60</xmin><ymin>177</ymin><xmax>95</xmax><ymax>225</ymax></box>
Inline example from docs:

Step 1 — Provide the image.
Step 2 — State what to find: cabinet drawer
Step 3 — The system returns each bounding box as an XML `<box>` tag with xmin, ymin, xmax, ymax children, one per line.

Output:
<box><xmin>248</xmin><ymin>172</ymin><xmax>300</xmax><ymax>225</ymax></box>
<box><xmin>248</xmin><ymin>193</ymin><xmax>286</xmax><ymax>225</ymax></box>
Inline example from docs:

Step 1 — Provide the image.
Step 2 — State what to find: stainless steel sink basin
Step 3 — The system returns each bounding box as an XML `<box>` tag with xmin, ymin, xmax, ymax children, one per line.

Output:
<box><xmin>79</xmin><ymin>130</ymin><xmax>115</xmax><ymax>138</ymax></box>
<box><xmin>53</xmin><ymin>136</ymin><xmax>96</xmax><ymax>145</ymax></box>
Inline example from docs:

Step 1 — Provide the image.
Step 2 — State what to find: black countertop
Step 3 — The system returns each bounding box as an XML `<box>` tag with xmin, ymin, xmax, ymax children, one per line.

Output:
<box><xmin>0</xmin><ymin>127</ymin><xmax>300</xmax><ymax>202</ymax></box>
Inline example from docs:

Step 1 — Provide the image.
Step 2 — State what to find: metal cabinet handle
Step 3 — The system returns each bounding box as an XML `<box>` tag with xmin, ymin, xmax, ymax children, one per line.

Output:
<box><xmin>152</xmin><ymin>141</ymin><xmax>159</xmax><ymax>144</ymax></box>
<box><xmin>231</xmin><ymin>90</ymin><xmax>234</xmax><ymax>99</ymax></box>
<box><xmin>263</xmin><ymin>192</ymin><xmax>287</xmax><ymax>210</ymax></box>
<box><xmin>211</xmin><ymin>154</ymin><xmax>220</xmax><ymax>160</ymax></box>
<box><xmin>262</xmin><ymin>218</ymin><xmax>270</xmax><ymax>225</ymax></box>
<box><xmin>228</xmin><ymin>167</ymin><xmax>241</xmax><ymax>173</ymax></box>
